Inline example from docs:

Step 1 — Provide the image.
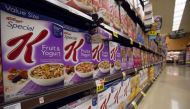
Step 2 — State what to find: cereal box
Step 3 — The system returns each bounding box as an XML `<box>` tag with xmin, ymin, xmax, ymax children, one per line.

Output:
<box><xmin>121</xmin><ymin>77</ymin><xmax>131</xmax><ymax>108</ymax></box>
<box><xmin>120</xmin><ymin>7</ymin><xmax>129</xmax><ymax>36</ymax></box>
<box><xmin>92</xmin><ymin>39</ymin><xmax>110</xmax><ymax>78</ymax></box>
<box><xmin>110</xmin><ymin>0</ymin><xmax>121</xmax><ymax>31</ymax></box>
<box><xmin>97</xmin><ymin>83</ymin><xmax>112</xmax><ymax>109</ymax></box>
<box><xmin>90</xmin><ymin>27</ymin><xmax>112</xmax><ymax>40</ymax></box>
<box><xmin>63</xmin><ymin>25</ymin><xmax>93</xmax><ymax>85</ymax></box>
<box><xmin>109</xmin><ymin>41</ymin><xmax>121</xmax><ymax>74</ymax></box>
<box><xmin>107</xmin><ymin>80</ymin><xmax>122</xmax><ymax>109</ymax></box>
<box><xmin>97</xmin><ymin>0</ymin><xmax>111</xmax><ymax>25</ymax></box>
<box><xmin>59</xmin><ymin>0</ymin><xmax>94</xmax><ymax>14</ymax></box>
<box><xmin>126</xmin><ymin>47</ymin><xmax>134</xmax><ymax>69</ymax></box>
<box><xmin>120</xmin><ymin>46</ymin><xmax>127</xmax><ymax>70</ymax></box>
<box><xmin>1</xmin><ymin>3</ymin><xmax>64</xmax><ymax>101</ymax></box>
<box><xmin>58</xmin><ymin>95</ymin><xmax>97</xmax><ymax>109</ymax></box>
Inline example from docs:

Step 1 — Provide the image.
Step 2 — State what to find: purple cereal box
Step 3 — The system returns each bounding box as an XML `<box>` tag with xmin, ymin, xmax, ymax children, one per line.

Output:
<box><xmin>92</xmin><ymin>39</ymin><xmax>110</xmax><ymax>78</ymax></box>
<box><xmin>63</xmin><ymin>25</ymin><xmax>93</xmax><ymax>85</ymax></box>
<box><xmin>1</xmin><ymin>3</ymin><xmax>65</xmax><ymax>101</ymax></box>
<box><xmin>121</xmin><ymin>46</ymin><xmax>127</xmax><ymax>70</ymax></box>
<box><xmin>90</xmin><ymin>27</ymin><xmax>112</xmax><ymax>40</ymax></box>
<box><xmin>126</xmin><ymin>47</ymin><xmax>134</xmax><ymax>69</ymax></box>
<box><xmin>109</xmin><ymin>41</ymin><xmax>121</xmax><ymax>74</ymax></box>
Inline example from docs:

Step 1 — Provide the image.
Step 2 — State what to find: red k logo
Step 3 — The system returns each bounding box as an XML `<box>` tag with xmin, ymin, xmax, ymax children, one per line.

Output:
<box><xmin>92</xmin><ymin>43</ymin><xmax>104</xmax><ymax>61</ymax></box>
<box><xmin>111</xmin><ymin>47</ymin><xmax>117</xmax><ymax>61</ymax></box>
<box><xmin>64</xmin><ymin>38</ymin><xmax>84</xmax><ymax>62</ymax></box>
<box><xmin>6</xmin><ymin>29</ymin><xmax>48</xmax><ymax>63</ymax></box>
<box><xmin>114</xmin><ymin>87</ymin><xmax>121</xmax><ymax>104</ymax></box>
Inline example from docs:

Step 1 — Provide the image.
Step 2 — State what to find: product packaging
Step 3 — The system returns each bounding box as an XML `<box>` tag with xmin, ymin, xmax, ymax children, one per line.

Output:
<box><xmin>109</xmin><ymin>41</ymin><xmax>121</xmax><ymax>74</ymax></box>
<box><xmin>1</xmin><ymin>3</ymin><xmax>65</xmax><ymax>102</ymax></box>
<box><xmin>92</xmin><ymin>39</ymin><xmax>110</xmax><ymax>78</ymax></box>
<box><xmin>97</xmin><ymin>0</ymin><xmax>111</xmax><ymax>25</ymax></box>
<box><xmin>110</xmin><ymin>0</ymin><xmax>121</xmax><ymax>31</ymax></box>
<box><xmin>90</xmin><ymin>27</ymin><xmax>112</xmax><ymax>40</ymax></box>
<box><xmin>122</xmin><ymin>77</ymin><xmax>131</xmax><ymax>108</ymax></box>
<box><xmin>126</xmin><ymin>47</ymin><xmax>134</xmax><ymax>69</ymax></box>
<box><xmin>63</xmin><ymin>25</ymin><xmax>93</xmax><ymax>85</ymax></box>
<box><xmin>59</xmin><ymin>0</ymin><xmax>94</xmax><ymax>15</ymax></box>
<box><xmin>120</xmin><ymin>7</ymin><xmax>129</xmax><ymax>36</ymax></box>
<box><xmin>97</xmin><ymin>83</ymin><xmax>112</xmax><ymax>109</ymax></box>
<box><xmin>121</xmin><ymin>46</ymin><xmax>127</xmax><ymax>70</ymax></box>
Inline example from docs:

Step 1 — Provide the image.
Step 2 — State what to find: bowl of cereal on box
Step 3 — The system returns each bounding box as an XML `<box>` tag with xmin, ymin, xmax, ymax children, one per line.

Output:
<box><xmin>114</xmin><ymin>60</ymin><xmax>121</xmax><ymax>70</ymax></box>
<box><xmin>98</xmin><ymin>61</ymin><xmax>110</xmax><ymax>73</ymax></box>
<box><xmin>28</xmin><ymin>63</ymin><xmax>64</xmax><ymax>86</ymax></box>
<box><xmin>74</xmin><ymin>62</ymin><xmax>94</xmax><ymax>78</ymax></box>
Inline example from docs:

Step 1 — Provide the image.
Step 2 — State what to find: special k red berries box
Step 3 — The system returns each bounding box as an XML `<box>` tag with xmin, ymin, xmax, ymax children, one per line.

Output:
<box><xmin>0</xmin><ymin>3</ymin><xmax>65</xmax><ymax>102</ymax></box>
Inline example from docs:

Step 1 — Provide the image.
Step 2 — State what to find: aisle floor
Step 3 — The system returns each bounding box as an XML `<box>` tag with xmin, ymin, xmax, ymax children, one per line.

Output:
<box><xmin>138</xmin><ymin>64</ymin><xmax>190</xmax><ymax>109</ymax></box>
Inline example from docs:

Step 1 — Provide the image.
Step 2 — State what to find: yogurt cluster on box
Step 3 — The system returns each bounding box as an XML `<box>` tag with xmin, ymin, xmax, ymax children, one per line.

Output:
<box><xmin>1</xmin><ymin>3</ymin><xmax>65</xmax><ymax>101</ymax></box>
<box><xmin>109</xmin><ymin>41</ymin><xmax>122</xmax><ymax>74</ymax></box>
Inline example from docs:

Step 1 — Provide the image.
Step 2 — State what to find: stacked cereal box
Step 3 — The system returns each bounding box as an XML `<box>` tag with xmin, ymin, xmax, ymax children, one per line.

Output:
<box><xmin>97</xmin><ymin>0</ymin><xmax>111</xmax><ymax>25</ymax></box>
<box><xmin>97</xmin><ymin>83</ymin><xmax>112</xmax><ymax>109</ymax></box>
<box><xmin>63</xmin><ymin>25</ymin><xmax>93</xmax><ymax>85</ymax></box>
<box><xmin>120</xmin><ymin>7</ymin><xmax>129</xmax><ymax>36</ymax></box>
<box><xmin>109</xmin><ymin>41</ymin><xmax>121</xmax><ymax>74</ymax></box>
<box><xmin>121</xmin><ymin>77</ymin><xmax>131</xmax><ymax>108</ymax></box>
<box><xmin>1</xmin><ymin>3</ymin><xmax>66</xmax><ymax>101</ymax></box>
<box><xmin>110</xmin><ymin>0</ymin><xmax>121</xmax><ymax>31</ymax></box>
<box><xmin>121</xmin><ymin>46</ymin><xmax>127</xmax><ymax>70</ymax></box>
<box><xmin>91</xmin><ymin>27</ymin><xmax>112</xmax><ymax>78</ymax></box>
<box><xmin>59</xmin><ymin>0</ymin><xmax>94</xmax><ymax>14</ymax></box>
<box><xmin>126</xmin><ymin>47</ymin><xmax>134</xmax><ymax>69</ymax></box>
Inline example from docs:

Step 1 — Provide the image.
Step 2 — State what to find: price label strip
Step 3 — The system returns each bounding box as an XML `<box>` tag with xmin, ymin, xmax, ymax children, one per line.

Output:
<box><xmin>96</xmin><ymin>79</ymin><xmax>105</xmax><ymax>93</ymax></box>
<box><xmin>113</xmin><ymin>31</ymin><xmax>118</xmax><ymax>38</ymax></box>
<box><xmin>138</xmin><ymin>42</ymin><xmax>142</xmax><ymax>48</ymax></box>
<box><xmin>130</xmin><ymin>38</ymin><xmax>133</xmax><ymax>45</ymax></box>
<box><xmin>132</xmin><ymin>101</ymin><xmax>138</xmax><ymax>109</ymax></box>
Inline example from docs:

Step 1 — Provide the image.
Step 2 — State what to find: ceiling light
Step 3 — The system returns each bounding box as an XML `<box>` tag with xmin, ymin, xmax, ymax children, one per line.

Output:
<box><xmin>172</xmin><ymin>0</ymin><xmax>187</xmax><ymax>31</ymax></box>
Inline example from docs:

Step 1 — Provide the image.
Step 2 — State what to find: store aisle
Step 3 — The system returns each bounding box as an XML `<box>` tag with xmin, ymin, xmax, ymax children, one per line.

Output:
<box><xmin>138</xmin><ymin>64</ymin><xmax>190</xmax><ymax>109</ymax></box>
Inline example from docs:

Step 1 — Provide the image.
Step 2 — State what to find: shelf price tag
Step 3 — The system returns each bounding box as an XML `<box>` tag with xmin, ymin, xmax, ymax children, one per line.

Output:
<box><xmin>4</xmin><ymin>103</ymin><xmax>21</xmax><ymax>109</ymax></box>
<box><xmin>130</xmin><ymin>38</ymin><xmax>133</xmax><ymax>45</ymax></box>
<box><xmin>122</xmin><ymin>71</ymin><xmax>126</xmax><ymax>80</ymax></box>
<box><xmin>96</xmin><ymin>79</ymin><xmax>105</xmax><ymax>93</ymax></box>
<box><xmin>135</xmin><ymin>68</ymin><xmax>137</xmax><ymax>72</ymax></box>
<box><xmin>113</xmin><ymin>31</ymin><xmax>118</xmax><ymax>38</ymax></box>
<box><xmin>132</xmin><ymin>101</ymin><xmax>138</xmax><ymax>109</ymax></box>
<box><xmin>141</xmin><ymin>91</ymin><xmax>146</xmax><ymax>97</ymax></box>
<box><xmin>138</xmin><ymin>42</ymin><xmax>142</xmax><ymax>48</ymax></box>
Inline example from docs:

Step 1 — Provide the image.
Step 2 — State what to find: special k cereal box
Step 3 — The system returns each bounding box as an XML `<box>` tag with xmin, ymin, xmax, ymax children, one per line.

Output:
<box><xmin>109</xmin><ymin>41</ymin><xmax>121</xmax><ymax>74</ymax></box>
<box><xmin>92</xmin><ymin>39</ymin><xmax>110</xmax><ymax>78</ymax></box>
<box><xmin>63</xmin><ymin>25</ymin><xmax>93</xmax><ymax>85</ymax></box>
<box><xmin>110</xmin><ymin>0</ymin><xmax>121</xmax><ymax>31</ymax></box>
<box><xmin>118</xmin><ymin>77</ymin><xmax>130</xmax><ymax>109</ymax></box>
<box><xmin>107</xmin><ymin>80</ymin><xmax>122</xmax><ymax>109</ymax></box>
<box><xmin>59</xmin><ymin>0</ymin><xmax>94</xmax><ymax>14</ymax></box>
<box><xmin>1</xmin><ymin>3</ymin><xmax>64</xmax><ymax>101</ymax></box>
<box><xmin>97</xmin><ymin>83</ymin><xmax>112</xmax><ymax>109</ymax></box>
<box><xmin>90</xmin><ymin>27</ymin><xmax>112</xmax><ymax>40</ymax></box>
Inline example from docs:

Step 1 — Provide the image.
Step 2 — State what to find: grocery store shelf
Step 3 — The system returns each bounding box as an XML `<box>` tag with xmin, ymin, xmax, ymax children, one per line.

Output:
<box><xmin>0</xmin><ymin>62</ymin><xmax>162</xmax><ymax>109</ymax></box>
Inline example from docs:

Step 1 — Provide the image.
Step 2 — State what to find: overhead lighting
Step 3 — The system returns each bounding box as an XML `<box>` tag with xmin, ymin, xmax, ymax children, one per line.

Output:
<box><xmin>172</xmin><ymin>0</ymin><xmax>187</xmax><ymax>31</ymax></box>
